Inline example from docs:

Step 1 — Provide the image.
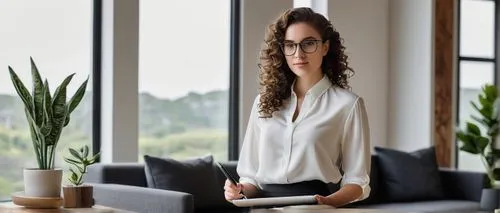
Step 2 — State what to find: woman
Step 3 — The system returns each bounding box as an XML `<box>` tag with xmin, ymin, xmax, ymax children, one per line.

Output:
<box><xmin>224</xmin><ymin>7</ymin><xmax>371</xmax><ymax>207</ymax></box>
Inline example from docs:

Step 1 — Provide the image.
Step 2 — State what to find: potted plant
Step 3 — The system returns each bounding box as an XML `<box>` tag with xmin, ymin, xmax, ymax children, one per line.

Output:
<box><xmin>455</xmin><ymin>84</ymin><xmax>500</xmax><ymax>210</ymax></box>
<box><xmin>63</xmin><ymin>145</ymin><xmax>100</xmax><ymax>208</ymax></box>
<box><xmin>8</xmin><ymin>57</ymin><xmax>88</xmax><ymax>198</ymax></box>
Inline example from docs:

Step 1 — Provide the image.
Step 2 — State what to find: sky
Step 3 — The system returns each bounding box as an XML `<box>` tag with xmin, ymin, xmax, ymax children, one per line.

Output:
<box><xmin>0</xmin><ymin>0</ymin><xmax>494</xmax><ymax>100</ymax></box>
<box><xmin>0</xmin><ymin>0</ymin><xmax>230</xmax><ymax>100</ymax></box>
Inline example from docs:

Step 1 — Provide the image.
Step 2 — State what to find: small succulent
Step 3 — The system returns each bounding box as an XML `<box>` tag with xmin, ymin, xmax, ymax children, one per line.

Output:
<box><xmin>64</xmin><ymin>145</ymin><xmax>100</xmax><ymax>186</ymax></box>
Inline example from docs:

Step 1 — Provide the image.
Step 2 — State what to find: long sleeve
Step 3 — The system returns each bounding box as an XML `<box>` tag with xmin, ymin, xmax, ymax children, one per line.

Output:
<box><xmin>236</xmin><ymin>96</ymin><xmax>261</xmax><ymax>188</ymax></box>
<box><xmin>340</xmin><ymin>97</ymin><xmax>371</xmax><ymax>201</ymax></box>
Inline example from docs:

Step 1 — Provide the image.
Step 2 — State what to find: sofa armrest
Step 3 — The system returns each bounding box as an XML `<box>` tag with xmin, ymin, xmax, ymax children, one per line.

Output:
<box><xmin>91</xmin><ymin>183</ymin><xmax>194</xmax><ymax>213</ymax></box>
<box><xmin>439</xmin><ymin>168</ymin><xmax>486</xmax><ymax>202</ymax></box>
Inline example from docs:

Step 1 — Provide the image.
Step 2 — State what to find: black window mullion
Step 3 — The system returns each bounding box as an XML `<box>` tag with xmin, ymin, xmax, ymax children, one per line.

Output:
<box><xmin>455</xmin><ymin>0</ymin><xmax>463</xmax><ymax>169</ymax></box>
<box><xmin>459</xmin><ymin>56</ymin><xmax>495</xmax><ymax>62</ymax></box>
<box><xmin>228</xmin><ymin>0</ymin><xmax>241</xmax><ymax>161</ymax></box>
<box><xmin>495</xmin><ymin>0</ymin><xmax>499</xmax><ymax>86</ymax></box>
<box><xmin>92</xmin><ymin>0</ymin><xmax>102</xmax><ymax>159</ymax></box>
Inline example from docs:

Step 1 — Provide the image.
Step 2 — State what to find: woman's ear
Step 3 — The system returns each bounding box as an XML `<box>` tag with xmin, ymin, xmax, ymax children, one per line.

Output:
<box><xmin>322</xmin><ymin>40</ymin><xmax>330</xmax><ymax>56</ymax></box>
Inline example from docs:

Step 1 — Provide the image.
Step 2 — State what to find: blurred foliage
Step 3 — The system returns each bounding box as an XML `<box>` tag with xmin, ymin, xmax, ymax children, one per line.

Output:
<box><xmin>0</xmin><ymin>90</ymin><xmax>229</xmax><ymax>200</ymax></box>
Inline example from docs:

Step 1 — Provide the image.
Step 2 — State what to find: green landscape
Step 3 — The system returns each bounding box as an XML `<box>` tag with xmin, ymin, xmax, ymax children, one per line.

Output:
<box><xmin>0</xmin><ymin>90</ymin><xmax>228</xmax><ymax>200</ymax></box>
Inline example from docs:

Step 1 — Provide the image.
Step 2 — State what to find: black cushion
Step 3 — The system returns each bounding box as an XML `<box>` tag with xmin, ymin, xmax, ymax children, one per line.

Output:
<box><xmin>374</xmin><ymin>146</ymin><xmax>444</xmax><ymax>202</ymax></box>
<box><xmin>143</xmin><ymin>155</ymin><xmax>227</xmax><ymax>208</ymax></box>
<box><xmin>349</xmin><ymin>155</ymin><xmax>385</xmax><ymax>205</ymax></box>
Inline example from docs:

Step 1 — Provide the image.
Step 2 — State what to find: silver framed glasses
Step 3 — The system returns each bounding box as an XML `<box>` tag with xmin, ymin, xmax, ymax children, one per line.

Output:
<box><xmin>280</xmin><ymin>39</ymin><xmax>323</xmax><ymax>56</ymax></box>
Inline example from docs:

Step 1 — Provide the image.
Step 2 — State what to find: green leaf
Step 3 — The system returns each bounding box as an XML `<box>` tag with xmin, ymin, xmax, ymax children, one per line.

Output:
<box><xmin>460</xmin><ymin>144</ymin><xmax>480</xmax><ymax>154</ymax></box>
<box><xmin>64</xmin><ymin>157</ymin><xmax>81</xmax><ymax>165</ymax></box>
<box><xmin>69</xmin><ymin>148</ymin><xmax>83</xmax><ymax>161</ymax></box>
<box><xmin>466</xmin><ymin>122</ymin><xmax>481</xmax><ymax>136</ymax></box>
<box><xmin>471</xmin><ymin>115</ymin><xmax>490</xmax><ymax>127</ymax></box>
<box><xmin>45</xmin><ymin>74</ymin><xmax>74</xmax><ymax>146</ymax></box>
<box><xmin>479</xmin><ymin>94</ymin><xmax>489</xmax><ymax>106</ymax></box>
<box><xmin>64</xmin><ymin>116</ymin><xmax>70</xmax><ymax>127</ymax></box>
<box><xmin>25</xmin><ymin>107</ymin><xmax>49</xmax><ymax>169</ymax></box>
<box><xmin>476</xmin><ymin>135</ymin><xmax>489</xmax><ymax>153</ymax></box>
<box><xmin>71</xmin><ymin>171</ymin><xmax>78</xmax><ymax>182</ymax></box>
<box><xmin>63</xmin><ymin>77</ymin><xmax>87</xmax><ymax>127</ymax></box>
<box><xmin>471</xmin><ymin>102</ymin><xmax>486</xmax><ymax>118</ymax></box>
<box><xmin>89</xmin><ymin>152</ymin><xmax>101</xmax><ymax>164</ymax></box>
<box><xmin>481</xmin><ymin>105</ymin><xmax>494</xmax><ymax>119</ymax></box>
<box><xmin>77</xmin><ymin>165</ymin><xmax>84</xmax><ymax>173</ymax></box>
<box><xmin>83</xmin><ymin>145</ymin><xmax>89</xmax><ymax>159</ymax></box>
<box><xmin>69</xmin><ymin>163</ymin><xmax>84</xmax><ymax>174</ymax></box>
<box><xmin>40</xmin><ymin>80</ymin><xmax>52</xmax><ymax>136</ymax></box>
<box><xmin>484</xmin><ymin>84</ymin><xmax>498</xmax><ymax>102</ymax></box>
<box><xmin>52</xmin><ymin>73</ymin><xmax>74</xmax><ymax>111</ymax></box>
<box><xmin>25</xmin><ymin>108</ymin><xmax>41</xmax><ymax>140</ymax></box>
<box><xmin>456</xmin><ymin>131</ymin><xmax>470</xmax><ymax>143</ymax></box>
<box><xmin>30</xmin><ymin>57</ymin><xmax>44</xmax><ymax>127</ymax></box>
<box><xmin>26</xmin><ymin>108</ymin><xmax>42</xmax><ymax>168</ymax></box>
<box><xmin>67</xmin><ymin>77</ymin><xmax>88</xmax><ymax>115</ymax></box>
<box><xmin>8</xmin><ymin>66</ymin><xmax>34</xmax><ymax>117</ymax></box>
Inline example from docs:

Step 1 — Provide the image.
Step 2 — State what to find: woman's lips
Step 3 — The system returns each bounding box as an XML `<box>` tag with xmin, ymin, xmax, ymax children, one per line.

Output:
<box><xmin>294</xmin><ymin>62</ymin><xmax>308</xmax><ymax>66</ymax></box>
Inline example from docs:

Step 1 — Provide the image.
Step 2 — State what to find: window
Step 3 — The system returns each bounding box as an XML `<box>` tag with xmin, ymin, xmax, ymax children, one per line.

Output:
<box><xmin>456</xmin><ymin>0</ymin><xmax>498</xmax><ymax>171</ymax></box>
<box><xmin>138</xmin><ymin>0</ymin><xmax>231</xmax><ymax>161</ymax></box>
<box><xmin>0</xmin><ymin>0</ymin><xmax>93</xmax><ymax>200</ymax></box>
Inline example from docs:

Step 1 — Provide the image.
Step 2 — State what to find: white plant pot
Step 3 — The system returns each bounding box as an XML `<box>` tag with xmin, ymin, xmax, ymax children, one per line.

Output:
<box><xmin>24</xmin><ymin>168</ymin><xmax>62</xmax><ymax>197</ymax></box>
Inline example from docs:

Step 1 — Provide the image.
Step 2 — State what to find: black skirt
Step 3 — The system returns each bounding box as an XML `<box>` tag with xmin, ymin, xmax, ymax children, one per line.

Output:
<box><xmin>259</xmin><ymin>180</ymin><xmax>336</xmax><ymax>198</ymax></box>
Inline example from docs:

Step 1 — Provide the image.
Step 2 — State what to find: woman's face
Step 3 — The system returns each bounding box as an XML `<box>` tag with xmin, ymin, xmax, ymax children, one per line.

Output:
<box><xmin>283</xmin><ymin>22</ymin><xmax>329</xmax><ymax>79</ymax></box>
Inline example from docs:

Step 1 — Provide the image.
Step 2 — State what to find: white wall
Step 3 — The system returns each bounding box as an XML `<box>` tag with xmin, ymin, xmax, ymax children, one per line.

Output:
<box><xmin>388</xmin><ymin>0</ymin><xmax>434</xmax><ymax>151</ymax></box>
<box><xmin>239</xmin><ymin>0</ymin><xmax>293</xmax><ymax>143</ymax></box>
<box><xmin>328</xmin><ymin>0</ymin><xmax>390</xmax><ymax>149</ymax></box>
<box><xmin>293</xmin><ymin>0</ymin><xmax>328</xmax><ymax>17</ymax></box>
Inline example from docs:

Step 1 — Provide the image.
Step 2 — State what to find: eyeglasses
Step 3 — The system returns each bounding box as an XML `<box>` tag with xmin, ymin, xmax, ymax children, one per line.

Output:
<box><xmin>280</xmin><ymin>39</ymin><xmax>323</xmax><ymax>56</ymax></box>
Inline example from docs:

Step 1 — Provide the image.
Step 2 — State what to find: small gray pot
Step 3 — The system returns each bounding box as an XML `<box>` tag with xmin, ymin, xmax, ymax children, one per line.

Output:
<box><xmin>480</xmin><ymin>188</ymin><xmax>500</xmax><ymax>211</ymax></box>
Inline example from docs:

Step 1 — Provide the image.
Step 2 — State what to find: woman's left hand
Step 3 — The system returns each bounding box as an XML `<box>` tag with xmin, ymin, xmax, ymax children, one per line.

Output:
<box><xmin>314</xmin><ymin>184</ymin><xmax>363</xmax><ymax>207</ymax></box>
<box><xmin>314</xmin><ymin>195</ymin><xmax>335</xmax><ymax>206</ymax></box>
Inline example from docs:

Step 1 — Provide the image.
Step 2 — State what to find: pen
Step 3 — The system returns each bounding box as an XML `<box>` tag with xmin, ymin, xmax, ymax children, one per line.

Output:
<box><xmin>216</xmin><ymin>162</ymin><xmax>247</xmax><ymax>199</ymax></box>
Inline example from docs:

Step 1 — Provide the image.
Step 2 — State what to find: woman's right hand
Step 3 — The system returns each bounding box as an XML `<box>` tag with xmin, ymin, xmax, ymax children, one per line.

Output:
<box><xmin>224</xmin><ymin>179</ymin><xmax>244</xmax><ymax>201</ymax></box>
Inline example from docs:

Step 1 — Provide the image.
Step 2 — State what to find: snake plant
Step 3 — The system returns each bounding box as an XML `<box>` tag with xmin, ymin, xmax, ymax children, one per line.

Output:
<box><xmin>8</xmin><ymin>57</ymin><xmax>88</xmax><ymax>170</ymax></box>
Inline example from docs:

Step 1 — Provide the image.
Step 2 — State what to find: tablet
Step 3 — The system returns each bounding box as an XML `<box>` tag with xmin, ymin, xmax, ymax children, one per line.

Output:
<box><xmin>216</xmin><ymin>162</ymin><xmax>238</xmax><ymax>185</ymax></box>
<box><xmin>231</xmin><ymin>195</ymin><xmax>317</xmax><ymax>207</ymax></box>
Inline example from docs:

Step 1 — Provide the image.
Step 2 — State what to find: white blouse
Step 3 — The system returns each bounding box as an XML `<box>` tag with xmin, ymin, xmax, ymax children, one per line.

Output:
<box><xmin>237</xmin><ymin>75</ymin><xmax>371</xmax><ymax>201</ymax></box>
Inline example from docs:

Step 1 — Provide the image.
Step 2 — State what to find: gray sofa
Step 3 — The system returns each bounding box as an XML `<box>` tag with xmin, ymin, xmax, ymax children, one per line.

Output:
<box><xmin>85</xmin><ymin>155</ymin><xmax>485</xmax><ymax>213</ymax></box>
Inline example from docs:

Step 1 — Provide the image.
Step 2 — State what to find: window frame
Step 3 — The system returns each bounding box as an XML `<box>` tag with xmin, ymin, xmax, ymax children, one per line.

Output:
<box><xmin>93</xmin><ymin>0</ymin><xmax>102</xmax><ymax>158</ymax></box>
<box><xmin>229</xmin><ymin>0</ymin><xmax>241</xmax><ymax>161</ymax></box>
<box><xmin>455</xmin><ymin>0</ymin><xmax>500</xmax><ymax>168</ymax></box>
<box><xmin>92</xmin><ymin>0</ymin><xmax>241</xmax><ymax>161</ymax></box>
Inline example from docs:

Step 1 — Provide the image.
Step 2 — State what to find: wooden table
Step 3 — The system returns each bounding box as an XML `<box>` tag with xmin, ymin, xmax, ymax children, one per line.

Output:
<box><xmin>0</xmin><ymin>202</ymin><xmax>136</xmax><ymax>213</ymax></box>
<box><xmin>249</xmin><ymin>205</ymin><xmax>404</xmax><ymax>213</ymax></box>
<box><xmin>249</xmin><ymin>205</ymin><xmax>492</xmax><ymax>213</ymax></box>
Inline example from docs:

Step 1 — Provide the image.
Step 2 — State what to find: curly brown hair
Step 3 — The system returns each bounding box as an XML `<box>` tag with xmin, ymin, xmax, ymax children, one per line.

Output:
<box><xmin>257</xmin><ymin>7</ymin><xmax>354</xmax><ymax>118</ymax></box>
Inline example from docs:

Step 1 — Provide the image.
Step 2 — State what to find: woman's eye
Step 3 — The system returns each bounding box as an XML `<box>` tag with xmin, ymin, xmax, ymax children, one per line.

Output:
<box><xmin>284</xmin><ymin>43</ymin><xmax>295</xmax><ymax>49</ymax></box>
<box><xmin>303</xmin><ymin>41</ymin><xmax>315</xmax><ymax>47</ymax></box>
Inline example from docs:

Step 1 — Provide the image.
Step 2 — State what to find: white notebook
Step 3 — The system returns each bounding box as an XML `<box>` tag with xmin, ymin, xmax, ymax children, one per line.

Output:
<box><xmin>231</xmin><ymin>195</ymin><xmax>317</xmax><ymax>207</ymax></box>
